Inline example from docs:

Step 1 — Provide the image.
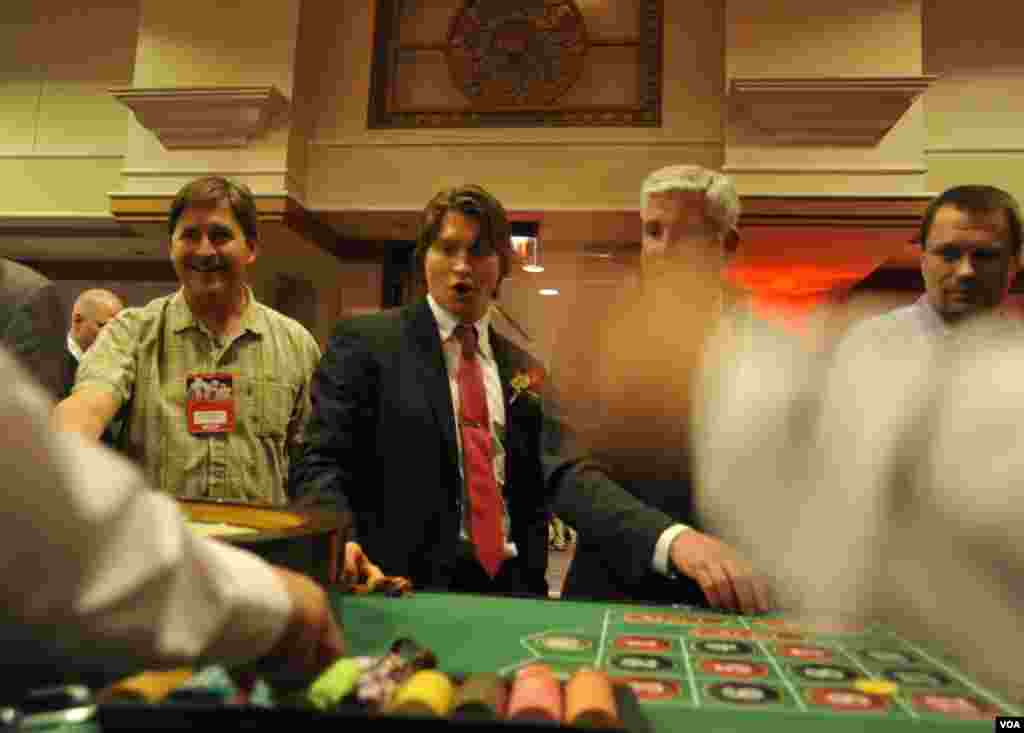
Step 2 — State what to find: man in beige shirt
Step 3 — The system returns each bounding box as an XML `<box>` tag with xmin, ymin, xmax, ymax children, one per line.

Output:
<box><xmin>54</xmin><ymin>176</ymin><xmax>321</xmax><ymax>505</ymax></box>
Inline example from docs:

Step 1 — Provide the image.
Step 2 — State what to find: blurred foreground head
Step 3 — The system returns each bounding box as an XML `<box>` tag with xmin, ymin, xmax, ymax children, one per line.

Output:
<box><xmin>697</xmin><ymin>312</ymin><xmax>1024</xmax><ymax>699</ymax></box>
<box><xmin>576</xmin><ymin>166</ymin><xmax>740</xmax><ymax>480</ymax></box>
<box><xmin>640</xmin><ymin>165</ymin><xmax>741</xmax><ymax>280</ymax></box>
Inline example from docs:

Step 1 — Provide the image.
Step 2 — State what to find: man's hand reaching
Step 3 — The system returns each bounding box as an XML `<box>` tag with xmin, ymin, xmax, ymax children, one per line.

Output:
<box><xmin>670</xmin><ymin>531</ymin><xmax>772</xmax><ymax>615</ymax></box>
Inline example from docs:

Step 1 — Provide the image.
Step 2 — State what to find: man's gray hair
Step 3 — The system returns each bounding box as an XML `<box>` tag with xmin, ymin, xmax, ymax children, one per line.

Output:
<box><xmin>641</xmin><ymin>165</ymin><xmax>741</xmax><ymax>240</ymax></box>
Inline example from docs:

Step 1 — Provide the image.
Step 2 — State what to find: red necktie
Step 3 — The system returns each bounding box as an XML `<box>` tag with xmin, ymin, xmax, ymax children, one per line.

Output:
<box><xmin>455</xmin><ymin>324</ymin><xmax>504</xmax><ymax>578</ymax></box>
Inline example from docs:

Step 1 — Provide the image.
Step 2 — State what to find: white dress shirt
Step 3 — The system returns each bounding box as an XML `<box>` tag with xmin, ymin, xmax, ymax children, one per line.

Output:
<box><xmin>67</xmin><ymin>332</ymin><xmax>84</xmax><ymax>362</ymax></box>
<box><xmin>426</xmin><ymin>296</ymin><xmax>515</xmax><ymax>557</ymax></box>
<box><xmin>426</xmin><ymin>296</ymin><xmax>685</xmax><ymax>575</ymax></box>
<box><xmin>0</xmin><ymin>348</ymin><xmax>291</xmax><ymax>674</ymax></box>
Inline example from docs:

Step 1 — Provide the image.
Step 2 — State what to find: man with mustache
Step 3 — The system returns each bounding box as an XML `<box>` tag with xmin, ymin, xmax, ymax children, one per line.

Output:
<box><xmin>844</xmin><ymin>185</ymin><xmax>1022</xmax><ymax>344</ymax></box>
<box><xmin>54</xmin><ymin>176</ymin><xmax>321</xmax><ymax>505</ymax></box>
<box><xmin>290</xmin><ymin>183</ymin><xmax>767</xmax><ymax>610</ymax></box>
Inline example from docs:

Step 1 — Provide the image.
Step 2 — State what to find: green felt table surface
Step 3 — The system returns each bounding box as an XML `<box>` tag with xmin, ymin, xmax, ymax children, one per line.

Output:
<box><xmin>335</xmin><ymin>590</ymin><xmax>1019</xmax><ymax>732</ymax></box>
<box><xmin>41</xmin><ymin>590</ymin><xmax>1019</xmax><ymax>732</ymax></box>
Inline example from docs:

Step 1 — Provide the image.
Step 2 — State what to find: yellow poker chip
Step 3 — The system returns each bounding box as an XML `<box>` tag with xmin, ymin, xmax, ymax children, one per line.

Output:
<box><xmin>853</xmin><ymin>679</ymin><xmax>899</xmax><ymax>696</ymax></box>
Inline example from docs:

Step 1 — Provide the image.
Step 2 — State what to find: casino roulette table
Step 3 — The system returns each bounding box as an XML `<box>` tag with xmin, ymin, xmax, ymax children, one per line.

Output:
<box><xmin>55</xmin><ymin>593</ymin><xmax>1021</xmax><ymax>732</ymax></box>
<box><xmin>331</xmin><ymin>592</ymin><xmax>1018</xmax><ymax>732</ymax></box>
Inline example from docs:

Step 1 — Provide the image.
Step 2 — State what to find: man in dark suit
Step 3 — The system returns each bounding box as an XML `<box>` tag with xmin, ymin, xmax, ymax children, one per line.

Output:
<box><xmin>561</xmin><ymin>165</ymin><xmax>769</xmax><ymax>611</ymax></box>
<box><xmin>0</xmin><ymin>258</ymin><xmax>67</xmax><ymax>400</ymax></box>
<box><xmin>290</xmin><ymin>184</ymin><xmax>770</xmax><ymax>610</ymax></box>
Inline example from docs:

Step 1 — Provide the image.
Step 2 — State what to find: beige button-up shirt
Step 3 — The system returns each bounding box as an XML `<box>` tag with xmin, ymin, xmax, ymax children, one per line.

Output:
<box><xmin>75</xmin><ymin>289</ymin><xmax>321</xmax><ymax>505</ymax></box>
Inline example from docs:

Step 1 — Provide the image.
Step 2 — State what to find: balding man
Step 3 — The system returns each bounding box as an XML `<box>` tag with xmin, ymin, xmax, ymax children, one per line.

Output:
<box><xmin>64</xmin><ymin>289</ymin><xmax>124</xmax><ymax>393</ymax></box>
<box><xmin>64</xmin><ymin>289</ymin><xmax>125</xmax><ymax>446</ymax></box>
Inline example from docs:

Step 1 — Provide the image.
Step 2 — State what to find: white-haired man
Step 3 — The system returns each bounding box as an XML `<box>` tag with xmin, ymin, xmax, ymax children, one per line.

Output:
<box><xmin>561</xmin><ymin>165</ymin><xmax>771</xmax><ymax>613</ymax></box>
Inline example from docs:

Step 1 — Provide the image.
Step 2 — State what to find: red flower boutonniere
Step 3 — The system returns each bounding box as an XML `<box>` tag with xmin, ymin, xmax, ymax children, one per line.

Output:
<box><xmin>510</xmin><ymin>366</ymin><xmax>545</xmax><ymax>405</ymax></box>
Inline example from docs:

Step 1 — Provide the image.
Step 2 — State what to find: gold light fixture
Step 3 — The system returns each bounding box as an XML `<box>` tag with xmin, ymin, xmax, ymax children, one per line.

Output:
<box><xmin>511</xmin><ymin>221</ymin><xmax>544</xmax><ymax>273</ymax></box>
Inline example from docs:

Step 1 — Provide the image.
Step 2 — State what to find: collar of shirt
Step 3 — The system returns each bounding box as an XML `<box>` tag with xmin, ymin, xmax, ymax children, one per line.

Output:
<box><xmin>67</xmin><ymin>333</ymin><xmax>84</xmax><ymax>362</ymax></box>
<box><xmin>912</xmin><ymin>294</ymin><xmax>1017</xmax><ymax>337</ymax></box>
<box><xmin>913</xmin><ymin>295</ymin><xmax>950</xmax><ymax>337</ymax></box>
<box><xmin>426</xmin><ymin>294</ymin><xmax>495</xmax><ymax>361</ymax></box>
<box><xmin>169</xmin><ymin>287</ymin><xmax>265</xmax><ymax>339</ymax></box>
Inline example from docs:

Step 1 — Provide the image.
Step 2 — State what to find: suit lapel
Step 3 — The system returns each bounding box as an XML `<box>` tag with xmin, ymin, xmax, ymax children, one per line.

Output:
<box><xmin>489</xmin><ymin>329</ymin><xmax>518</xmax><ymax>488</ymax></box>
<box><xmin>405</xmin><ymin>299</ymin><xmax>460</xmax><ymax>473</ymax></box>
<box><xmin>490</xmin><ymin>328</ymin><xmax>516</xmax><ymax>408</ymax></box>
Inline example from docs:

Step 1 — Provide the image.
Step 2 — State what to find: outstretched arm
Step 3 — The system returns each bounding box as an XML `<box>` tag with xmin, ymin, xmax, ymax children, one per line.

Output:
<box><xmin>1</xmin><ymin>348</ymin><xmax>343</xmax><ymax>685</ymax></box>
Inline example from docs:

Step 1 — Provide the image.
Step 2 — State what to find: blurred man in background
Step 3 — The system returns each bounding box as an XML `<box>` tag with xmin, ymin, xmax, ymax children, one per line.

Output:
<box><xmin>0</xmin><ymin>258</ymin><xmax>66</xmax><ymax>399</ymax></box>
<box><xmin>64</xmin><ymin>288</ymin><xmax>125</xmax><ymax>446</ymax></box>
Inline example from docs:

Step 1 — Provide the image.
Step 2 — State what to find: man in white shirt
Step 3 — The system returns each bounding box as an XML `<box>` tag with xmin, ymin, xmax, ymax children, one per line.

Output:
<box><xmin>842</xmin><ymin>185</ymin><xmax>1022</xmax><ymax>348</ymax></box>
<box><xmin>0</xmin><ymin>347</ymin><xmax>343</xmax><ymax>692</ymax></box>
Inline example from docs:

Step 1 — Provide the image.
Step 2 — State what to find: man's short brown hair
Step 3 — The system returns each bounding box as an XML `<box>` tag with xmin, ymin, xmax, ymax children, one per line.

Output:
<box><xmin>413</xmin><ymin>185</ymin><xmax>512</xmax><ymax>283</ymax></box>
<box><xmin>916</xmin><ymin>185</ymin><xmax>1023</xmax><ymax>256</ymax></box>
<box><xmin>168</xmin><ymin>176</ymin><xmax>259</xmax><ymax>243</ymax></box>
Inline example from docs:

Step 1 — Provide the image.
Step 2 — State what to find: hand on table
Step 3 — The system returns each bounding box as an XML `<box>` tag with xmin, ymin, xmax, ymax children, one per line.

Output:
<box><xmin>338</xmin><ymin>541</ymin><xmax>385</xmax><ymax>588</ymax></box>
<box><xmin>670</xmin><ymin>530</ymin><xmax>772</xmax><ymax>615</ymax></box>
<box><xmin>232</xmin><ymin>565</ymin><xmax>345</xmax><ymax>691</ymax></box>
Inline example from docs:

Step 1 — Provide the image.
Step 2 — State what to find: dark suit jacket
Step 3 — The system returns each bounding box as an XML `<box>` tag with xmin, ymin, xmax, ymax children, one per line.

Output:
<box><xmin>62</xmin><ymin>345</ymin><xmax>79</xmax><ymax>398</ymax></box>
<box><xmin>290</xmin><ymin>298</ymin><xmax>679</xmax><ymax>597</ymax></box>
<box><xmin>562</xmin><ymin>470</ymin><xmax>707</xmax><ymax>606</ymax></box>
<box><xmin>0</xmin><ymin>259</ymin><xmax>67</xmax><ymax>400</ymax></box>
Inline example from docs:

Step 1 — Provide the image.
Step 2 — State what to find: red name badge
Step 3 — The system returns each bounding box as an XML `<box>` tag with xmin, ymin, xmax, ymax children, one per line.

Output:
<box><xmin>186</xmin><ymin>372</ymin><xmax>236</xmax><ymax>434</ymax></box>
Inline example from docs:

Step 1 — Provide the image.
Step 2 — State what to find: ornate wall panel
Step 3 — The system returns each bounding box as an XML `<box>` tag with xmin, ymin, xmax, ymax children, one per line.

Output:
<box><xmin>368</xmin><ymin>0</ymin><xmax>662</xmax><ymax>128</ymax></box>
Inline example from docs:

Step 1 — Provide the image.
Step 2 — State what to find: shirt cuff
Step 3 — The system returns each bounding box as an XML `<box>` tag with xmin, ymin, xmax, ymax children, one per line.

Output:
<box><xmin>196</xmin><ymin>539</ymin><xmax>294</xmax><ymax>667</ymax></box>
<box><xmin>652</xmin><ymin>524</ymin><xmax>691</xmax><ymax>577</ymax></box>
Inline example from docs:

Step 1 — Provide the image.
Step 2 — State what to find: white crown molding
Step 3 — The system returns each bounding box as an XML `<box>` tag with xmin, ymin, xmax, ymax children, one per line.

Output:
<box><xmin>0</xmin><ymin>152</ymin><xmax>125</xmax><ymax>160</ymax></box>
<box><xmin>926</xmin><ymin>146</ymin><xmax>1024</xmax><ymax>155</ymax></box>
<box><xmin>111</xmin><ymin>86</ymin><xmax>289</xmax><ymax>149</ymax></box>
<box><xmin>120</xmin><ymin>168</ymin><xmax>289</xmax><ymax>177</ymax></box>
<box><xmin>0</xmin><ymin>214</ymin><xmax>132</xmax><ymax>237</ymax></box>
<box><xmin>740</xmin><ymin>192</ymin><xmax>936</xmax><ymax>200</ymax></box>
<box><xmin>728</xmin><ymin>76</ymin><xmax>938</xmax><ymax>145</ymax></box>
<box><xmin>308</xmin><ymin>137</ymin><xmax>723</xmax><ymax>149</ymax></box>
<box><xmin>723</xmin><ymin>165</ymin><xmax>927</xmax><ymax>175</ymax></box>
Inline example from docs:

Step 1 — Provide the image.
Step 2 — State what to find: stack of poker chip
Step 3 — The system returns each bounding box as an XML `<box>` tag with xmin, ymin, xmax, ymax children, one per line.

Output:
<box><xmin>452</xmin><ymin>672</ymin><xmax>508</xmax><ymax>720</ymax></box>
<box><xmin>564</xmin><ymin>667</ymin><xmax>620</xmax><ymax>728</ymax></box>
<box><xmin>296</xmin><ymin>647</ymin><xmax>634</xmax><ymax>730</ymax></box>
<box><xmin>507</xmin><ymin>664</ymin><xmax>564</xmax><ymax>722</ymax></box>
<box><xmin>506</xmin><ymin>664</ymin><xmax>622</xmax><ymax>728</ymax></box>
<box><xmin>387</xmin><ymin>670</ymin><xmax>455</xmax><ymax>717</ymax></box>
<box><xmin>165</xmin><ymin>665</ymin><xmax>275</xmax><ymax>707</ymax></box>
<box><xmin>299</xmin><ymin>637</ymin><xmax>437</xmax><ymax>713</ymax></box>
